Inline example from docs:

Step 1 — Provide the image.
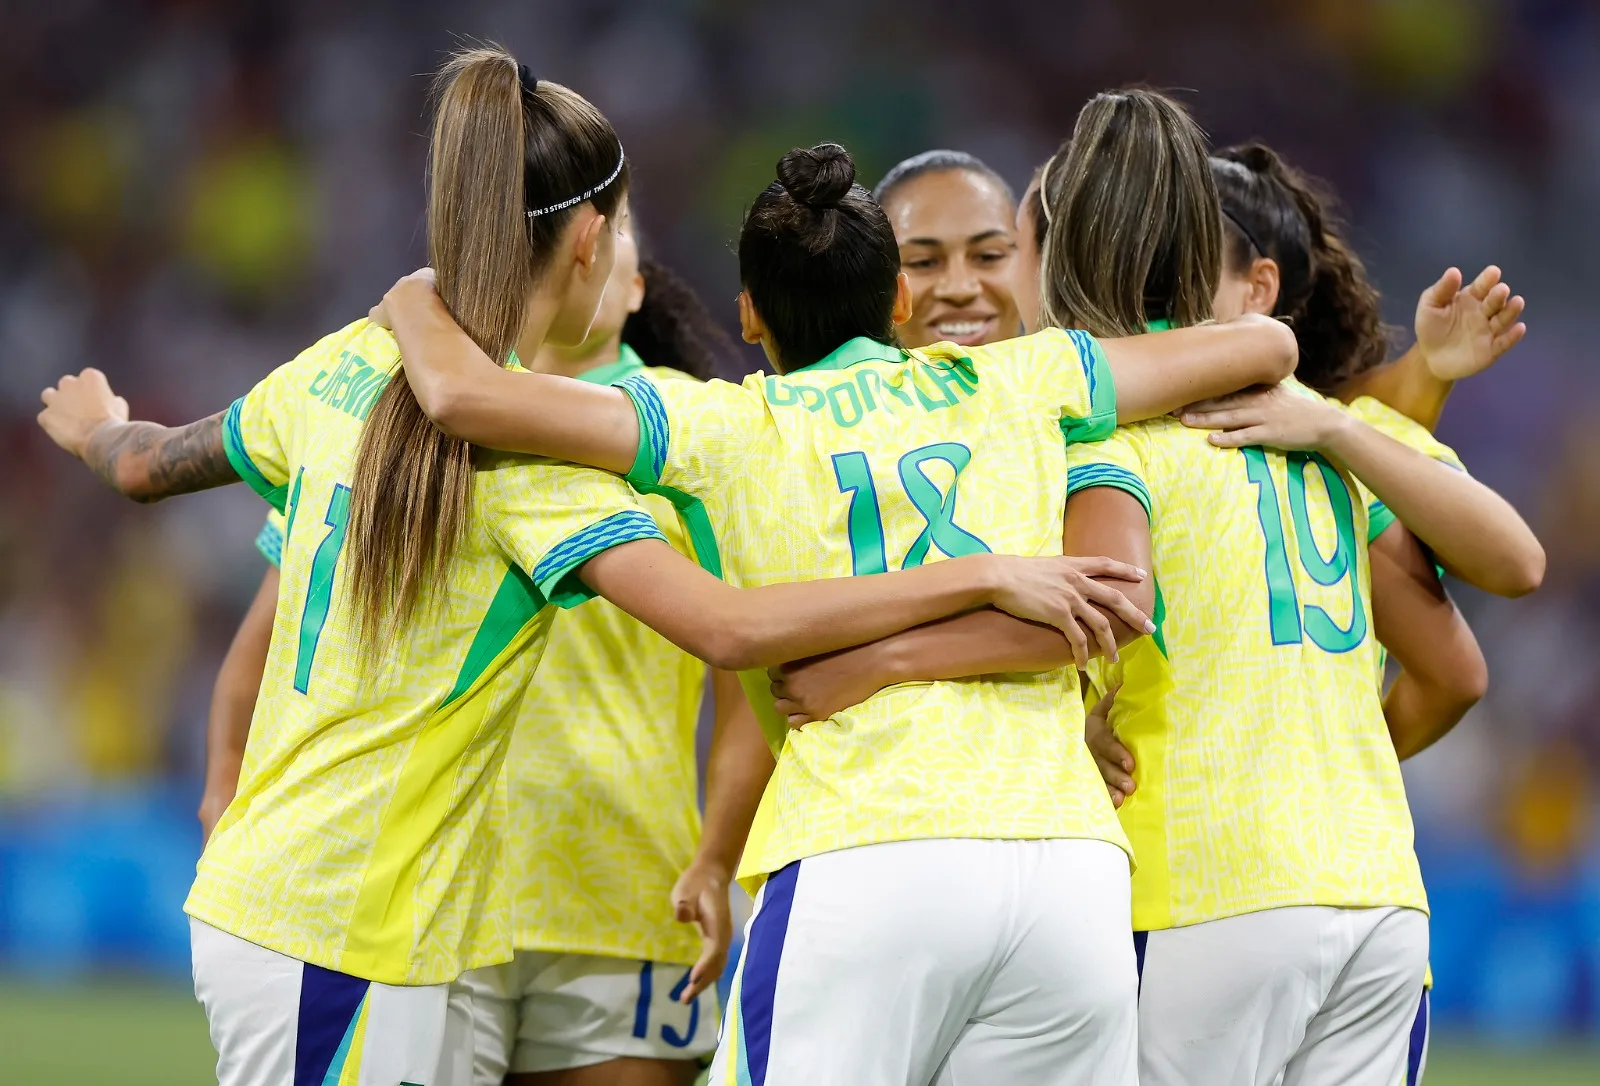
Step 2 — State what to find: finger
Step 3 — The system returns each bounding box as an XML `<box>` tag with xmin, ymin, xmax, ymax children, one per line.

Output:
<box><xmin>1466</xmin><ymin>265</ymin><xmax>1501</xmax><ymax>302</ymax></box>
<box><xmin>1088</xmin><ymin>686</ymin><xmax>1119</xmax><ymax>720</ymax></box>
<box><xmin>1068</xmin><ymin>556</ymin><xmax>1149</xmax><ymax>581</ymax></box>
<box><xmin>1488</xmin><ymin>295</ymin><xmax>1524</xmax><ymax>335</ymax></box>
<box><xmin>1181</xmin><ymin>408</ymin><xmax>1263</xmax><ymax>431</ymax></box>
<box><xmin>1181</xmin><ymin>391</ymin><xmax>1254</xmax><ymax>414</ymax></box>
<box><xmin>1110</xmin><ymin>789</ymin><xmax>1124</xmax><ymax>808</ymax></box>
<box><xmin>1482</xmin><ymin>281</ymin><xmax>1511</xmax><ymax>316</ymax></box>
<box><xmin>1092</xmin><ymin>752</ymin><xmax>1136</xmax><ymax>797</ymax></box>
<box><xmin>40</xmin><ymin>387</ymin><xmax>56</xmax><ymax>406</ymax></box>
<box><xmin>1059</xmin><ymin>617</ymin><xmax>1088</xmax><ymax>671</ymax></box>
<box><xmin>1490</xmin><ymin>323</ymin><xmax>1526</xmax><ymax>359</ymax></box>
<box><xmin>672</xmin><ymin>894</ymin><xmax>695</xmax><ymax>923</ymax></box>
<box><xmin>1077</xmin><ymin>579</ymin><xmax>1155</xmax><ymax>633</ymax></box>
<box><xmin>768</xmin><ymin>676</ymin><xmax>787</xmax><ymax>700</ymax></box>
<box><xmin>1423</xmin><ymin>267</ymin><xmax>1463</xmax><ymax>307</ymax></box>
<box><xmin>1207</xmin><ymin>427</ymin><xmax>1272</xmax><ymax>448</ymax></box>
<box><xmin>1076</xmin><ymin>598</ymin><xmax>1120</xmax><ymax>663</ymax></box>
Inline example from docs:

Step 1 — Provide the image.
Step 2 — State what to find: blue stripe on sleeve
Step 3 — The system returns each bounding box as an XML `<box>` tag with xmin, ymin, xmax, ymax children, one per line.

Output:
<box><xmin>1067</xmin><ymin>463</ymin><xmax>1152</xmax><ymax>519</ymax></box>
<box><xmin>618</xmin><ymin>373</ymin><xmax>670</xmax><ymax>487</ymax></box>
<box><xmin>531</xmin><ymin>509</ymin><xmax>667</xmax><ymax>608</ymax></box>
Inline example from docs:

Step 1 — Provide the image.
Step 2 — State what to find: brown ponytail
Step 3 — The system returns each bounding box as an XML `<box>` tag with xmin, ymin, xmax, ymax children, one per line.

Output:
<box><xmin>1212</xmin><ymin>144</ymin><xmax>1391</xmax><ymax>393</ymax></box>
<box><xmin>1038</xmin><ymin>89</ymin><xmax>1221</xmax><ymax>337</ymax></box>
<box><xmin>347</xmin><ymin>46</ymin><xmax>627</xmax><ymax>640</ymax></box>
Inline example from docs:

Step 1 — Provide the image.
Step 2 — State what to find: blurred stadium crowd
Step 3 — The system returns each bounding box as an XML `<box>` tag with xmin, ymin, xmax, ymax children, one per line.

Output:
<box><xmin>0</xmin><ymin>0</ymin><xmax>1598</xmax><ymax>1045</ymax></box>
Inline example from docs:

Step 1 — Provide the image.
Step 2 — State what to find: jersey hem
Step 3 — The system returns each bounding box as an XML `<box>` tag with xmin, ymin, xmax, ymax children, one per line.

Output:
<box><xmin>510</xmin><ymin>934</ymin><xmax>703</xmax><ymax>968</ymax></box>
<box><xmin>1135</xmin><ymin>892</ymin><xmax>1432</xmax><ymax>932</ymax></box>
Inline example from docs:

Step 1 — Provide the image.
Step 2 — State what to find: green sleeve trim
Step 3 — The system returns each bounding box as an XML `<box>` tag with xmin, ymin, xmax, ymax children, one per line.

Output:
<box><xmin>645</xmin><ymin>484</ymin><xmax>725</xmax><ymax>579</ymax></box>
<box><xmin>618</xmin><ymin>373</ymin><xmax>668</xmax><ymax>489</ymax></box>
<box><xmin>1066</xmin><ymin>463</ymin><xmax>1152</xmax><ymax>522</ymax></box>
<box><xmin>222</xmin><ymin>397</ymin><xmax>288</xmax><ymax>512</ymax></box>
<box><xmin>440</xmin><ymin>565</ymin><xmax>546</xmax><ymax>709</ymax></box>
<box><xmin>1058</xmin><ymin>329</ymin><xmax>1118</xmax><ymax>445</ymax></box>
<box><xmin>254</xmin><ymin>518</ymin><xmax>284</xmax><ymax>568</ymax></box>
<box><xmin>531</xmin><ymin>509</ymin><xmax>667</xmax><ymax>609</ymax></box>
<box><xmin>1367</xmin><ymin>500</ymin><xmax>1398</xmax><ymax>544</ymax></box>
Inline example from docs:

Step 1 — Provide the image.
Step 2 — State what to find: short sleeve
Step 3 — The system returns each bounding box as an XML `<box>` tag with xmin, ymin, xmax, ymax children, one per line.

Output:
<box><xmin>999</xmin><ymin>328</ymin><xmax>1118</xmax><ymax>446</ymax></box>
<box><xmin>1065</xmin><ymin>426</ymin><xmax>1152</xmax><ymax>521</ymax></box>
<box><xmin>617</xmin><ymin>374</ymin><xmax>766</xmax><ymax>499</ymax></box>
<box><xmin>255</xmin><ymin>510</ymin><xmax>287</xmax><ymax>568</ymax></box>
<box><xmin>222</xmin><ymin>364</ymin><xmax>300</xmax><ymax>513</ymax></box>
<box><xmin>478</xmin><ymin>458</ymin><xmax>666</xmax><ymax>609</ymax></box>
<box><xmin>1343</xmin><ymin>396</ymin><xmax>1468</xmax><ymax>543</ymax></box>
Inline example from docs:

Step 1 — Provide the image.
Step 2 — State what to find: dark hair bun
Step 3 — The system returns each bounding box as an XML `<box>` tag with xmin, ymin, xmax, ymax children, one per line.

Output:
<box><xmin>777</xmin><ymin>143</ymin><xmax>856</xmax><ymax>209</ymax></box>
<box><xmin>1226</xmin><ymin>142</ymin><xmax>1282</xmax><ymax>177</ymax></box>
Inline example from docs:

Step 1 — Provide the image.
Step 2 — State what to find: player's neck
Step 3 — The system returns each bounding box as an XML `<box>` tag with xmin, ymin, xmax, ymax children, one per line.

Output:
<box><xmin>529</xmin><ymin>335</ymin><xmax>626</xmax><ymax>379</ymax></box>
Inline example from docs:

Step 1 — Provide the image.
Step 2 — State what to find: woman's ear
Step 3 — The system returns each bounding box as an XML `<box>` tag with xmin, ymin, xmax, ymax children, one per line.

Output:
<box><xmin>737</xmin><ymin>291</ymin><xmax>766</xmax><ymax>345</ymax></box>
<box><xmin>572</xmin><ymin>210</ymin><xmax>609</xmax><ymax>276</ymax></box>
<box><xmin>1248</xmin><ymin>257</ymin><xmax>1282</xmax><ymax>316</ymax></box>
<box><xmin>625</xmin><ymin>271</ymin><xmax>646</xmax><ymax>315</ymax></box>
<box><xmin>891</xmin><ymin>271</ymin><xmax>914</xmax><ymax>327</ymax></box>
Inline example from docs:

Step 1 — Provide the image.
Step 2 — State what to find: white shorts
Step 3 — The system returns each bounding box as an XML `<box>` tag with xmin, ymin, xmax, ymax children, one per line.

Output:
<box><xmin>1136</xmin><ymin>905</ymin><xmax>1430</xmax><ymax>1086</ymax></box>
<box><xmin>709</xmin><ymin>837</ymin><xmax>1138</xmax><ymax>1086</ymax></box>
<box><xmin>457</xmin><ymin>950</ymin><xmax>719</xmax><ymax>1080</ymax></box>
<box><xmin>190</xmin><ymin>917</ymin><xmax>475</xmax><ymax>1086</ymax></box>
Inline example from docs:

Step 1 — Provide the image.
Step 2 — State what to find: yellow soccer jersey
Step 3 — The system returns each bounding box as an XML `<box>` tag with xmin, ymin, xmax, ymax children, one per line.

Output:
<box><xmin>256</xmin><ymin>508</ymin><xmax>287</xmax><ymax>567</ymax></box>
<box><xmin>618</xmin><ymin>331</ymin><xmax>1131</xmax><ymax>889</ymax></box>
<box><xmin>1070</xmin><ymin>379</ymin><xmax>1427</xmax><ymax>932</ymax></box>
<box><xmin>503</xmin><ymin>348</ymin><xmax>707</xmax><ymax>965</ymax></box>
<box><xmin>187</xmin><ymin>319</ymin><xmax>665</xmax><ymax>986</ymax></box>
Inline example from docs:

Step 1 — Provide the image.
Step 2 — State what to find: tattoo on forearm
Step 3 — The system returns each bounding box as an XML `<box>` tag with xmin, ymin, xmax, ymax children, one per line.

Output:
<box><xmin>84</xmin><ymin>411</ymin><xmax>236</xmax><ymax>501</ymax></box>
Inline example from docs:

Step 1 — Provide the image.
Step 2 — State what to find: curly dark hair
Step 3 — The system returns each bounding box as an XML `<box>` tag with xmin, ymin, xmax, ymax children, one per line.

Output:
<box><xmin>1212</xmin><ymin>143</ymin><xmax>1393</xmax><ymax>394</ymax></box>
<box><xmin>621</xmin><ymin>256</ymin><xmax>734</xmax><ymax>381</ymax></box>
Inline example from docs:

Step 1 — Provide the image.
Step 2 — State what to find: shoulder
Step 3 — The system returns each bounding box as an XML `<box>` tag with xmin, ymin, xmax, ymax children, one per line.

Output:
<box><xmin>642</xmin><ymin>365</ymin><xmax>703</xmax><ymax>386</ymax></box>
<box><xmin>1343</xmin><ymin>394</ymin><xmax>1465</xmax><ymax>468</ymax></box>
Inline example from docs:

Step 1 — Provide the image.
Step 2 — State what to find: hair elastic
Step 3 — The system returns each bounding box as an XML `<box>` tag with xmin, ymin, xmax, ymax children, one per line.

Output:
<box><xmin>526</xmin><ymin>144</ymin><xmax>627</xmax><ymax>219</ymax></box>
<box><xmin>517</xmin><ymin>63</ymin><xmax>539</xmax><ymax>98</ymax></box>
<box><xmin>1037</xmin><ymin>152</ymin><xmax>1058</xmax><ymax>225</ymax></box>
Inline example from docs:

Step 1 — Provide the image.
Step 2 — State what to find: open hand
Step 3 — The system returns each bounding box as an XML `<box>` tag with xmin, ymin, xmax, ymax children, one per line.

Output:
<box><xmin>38</xmin><ymin>368</ymin><xmax>129</xmax><ymax>459</ymax></box>
<box><xmin>989</xmin><ymin>555</ymin><xmax>1153</xmax><ymax>670</ymax></box>
<box><xmin>669</xmin><ymin>859</ymin><xmax>732</xmax><ymax>1004</ymax></box>
<box><xmin>1414</xmin><ymin>265</ymin><xmax>1526</xmax><ymax>382</ymax></box>
<box><xmin>1180</xmin><ymin>384</ymin><xmax>1347</xmax><ymax>451</ymax></box>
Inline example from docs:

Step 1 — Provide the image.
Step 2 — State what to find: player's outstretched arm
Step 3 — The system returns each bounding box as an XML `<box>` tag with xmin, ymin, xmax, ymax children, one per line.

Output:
<box><xmin>1342</xmin><ymin>266</ymin><xmax>1526</xmax><ymax>430</ymax></box>
<box><xmin>200</xmin><ymin>566</ymin><xmax>277</xmax><ymax>843</ymax></box>
<box><xmin>1183</xmin><ymin>385</ymin><xmax>1545</xmax><ymax>598</ymax></box>
<box><xmin>1370</xmin><ymin>524</ymin><xmax>1487</xmax><ymax>760</ymax></box>
<box><xmin>770</xmin><ymin>491</ymin><xmax>1156</xmax><ymax>727</ymax></box>
<box><xmin>671</xmin><ymin>669</ymin><xmax>773</xmax><ymax>1003</ymax></box>
<box><xmin>576</xmin><ymin>539</ymin><xmax>1148</xmax><ymax>673</ymax></box>
<box><xmin>37</xmin><ymin>368</ymin><xmax>238</xmax><ymax>502</ymax></box>
<box><xmin>375</xmin><ymin>271</ymin><xmax>640</xmax><ymax>474</ymax></box>
<box><xmin>1101</xmin><ymin>313</ymin><xmax>1298</xmax><ymax>424</ymax></box>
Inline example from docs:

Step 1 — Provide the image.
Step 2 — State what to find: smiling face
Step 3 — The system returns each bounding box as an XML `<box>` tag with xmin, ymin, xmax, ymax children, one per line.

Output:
<box><xmin>885</xmin><ymin>169</ymin><xmax>1022</xmax><ymax>348</ymax></box>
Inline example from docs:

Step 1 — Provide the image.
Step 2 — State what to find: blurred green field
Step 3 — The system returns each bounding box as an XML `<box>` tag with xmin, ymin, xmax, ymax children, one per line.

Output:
<box><xmin>1</xmin><ymin>980</ymin><xmax>1598</xmax><ymax>1085</ymax></box>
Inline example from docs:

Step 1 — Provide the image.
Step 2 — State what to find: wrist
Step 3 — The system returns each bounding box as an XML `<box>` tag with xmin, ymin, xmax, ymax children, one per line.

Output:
<box><xmin>687</xmin><ymin>849</ymin><xmax>735</xmax><ymax>882</ymax></box>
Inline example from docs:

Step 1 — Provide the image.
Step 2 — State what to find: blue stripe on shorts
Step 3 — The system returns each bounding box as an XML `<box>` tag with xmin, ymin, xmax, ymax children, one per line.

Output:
<box><xmin>1407</xmin><ymin>988</ymin><xmax>1430</xmax><ymax>1085</ymax></box>
<box><xmin>295</xmin><ymin>962</ymin><xmax>369</xmax><ymax>1086</ymax></box>
<box><xmin>739</xmin><ymin>861</ymin><xmax>800</xmax><ymax>1086</ymax></box>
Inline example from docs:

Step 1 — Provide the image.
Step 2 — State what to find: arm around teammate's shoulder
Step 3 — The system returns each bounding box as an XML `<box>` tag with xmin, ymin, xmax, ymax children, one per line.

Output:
<box><xmin>375</xmin><ymin>272</ymin><xmax>641</xmax><ymax>475</ymax></box>
<box><xmin>1100</xmin><ymin>313</ymin><xmax>1297</xmax><ymax>425</ymax></box>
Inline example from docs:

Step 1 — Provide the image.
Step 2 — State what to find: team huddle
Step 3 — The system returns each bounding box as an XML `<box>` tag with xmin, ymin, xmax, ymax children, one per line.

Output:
<box><xmin>34</xmin><ymin>43</ymin><xmax>1541</xmax><ymax>1086</ymax></box>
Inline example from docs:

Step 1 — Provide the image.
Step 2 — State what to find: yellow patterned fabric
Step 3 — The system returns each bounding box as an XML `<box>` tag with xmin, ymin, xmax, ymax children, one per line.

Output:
<box><xmin>187</xmin><ymin>319</ymin><xmax>665</xmax><ymax>985</ymax></box>
<box><xmin>1070</xmin><ymin>379</ymin><xmax>1427</xmax><ymax>932</ymax></box>
<box><xmin>619</xmin><ymin>331</ymin><xmax>1131</xmax><ymax>890</ymax></box>
<box><xmin>504</xmin><ymin>352</ymin><xmax>707</xmax><ymax>964</ymax></box>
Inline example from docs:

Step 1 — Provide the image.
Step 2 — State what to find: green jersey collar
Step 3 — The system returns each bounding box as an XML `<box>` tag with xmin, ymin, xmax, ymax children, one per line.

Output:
<box><xmin>788</xmin><ymin>336</ymin><xmax>906</xmax><ymax>374</ymax></box>
<box><xmin>505</xmin><ymin>343</ymin><xmax>645</xmax><ymax>386</ymax></box>
<box><xmin>576</xmin><ymin>343</ymin><xmax>646</xmax><ymax>386</ymax></box>
<box><xmin>1146</xmin><ymin>319</ymin><xmax>1173</xmax><ymax>332</ymax></box>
